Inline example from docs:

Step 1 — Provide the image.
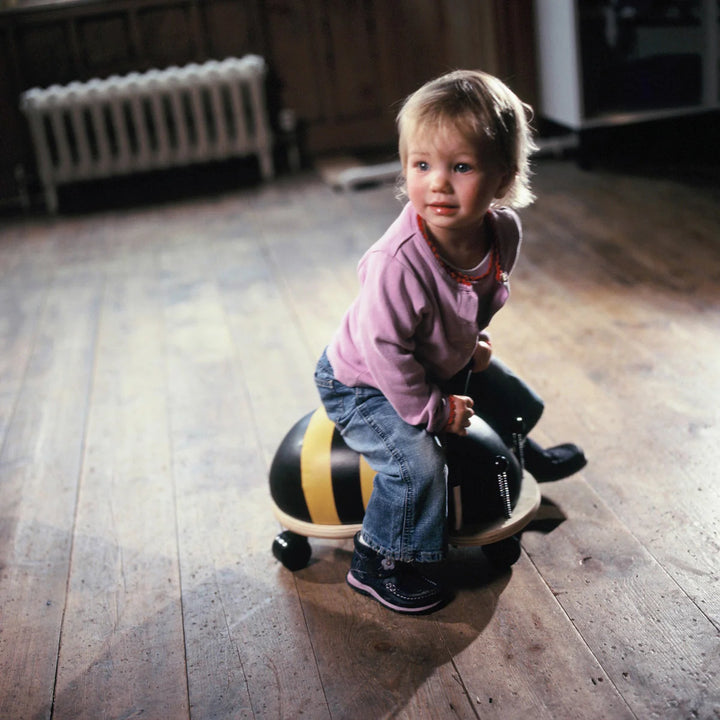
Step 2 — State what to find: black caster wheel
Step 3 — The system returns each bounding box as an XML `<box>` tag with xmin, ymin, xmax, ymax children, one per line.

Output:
<box><xmin>483</xmin><ymin>535</ymin><xmax>521</xmax><ymax>569</ymax></box>
<box><xmin>272</xmin><ymin>530</ymin><xmax>312</xmax><ymax>571</ymax></box>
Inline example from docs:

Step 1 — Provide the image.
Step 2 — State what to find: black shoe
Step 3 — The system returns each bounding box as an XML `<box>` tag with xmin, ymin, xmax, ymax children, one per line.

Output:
<box><xmin>524</xmin><ymin>437</ymin><xmax>587</xmax><ymax>482</ymax></box>
<box><xmin>346</xmin><ymin>533</ymin><xmax>447</xmax><ymax>614</ymax></box>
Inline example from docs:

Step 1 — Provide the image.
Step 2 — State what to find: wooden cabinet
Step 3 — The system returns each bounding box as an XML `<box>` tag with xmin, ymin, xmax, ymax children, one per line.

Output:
<box><xmin>0</xmin><ymin>0</ymin><xmax>537</xmax><ymax>209</ymax></box>
<box><xmin>263</xmin><ymin>0</ymin><xmax>537</xmax><ymax>153</ymax></box>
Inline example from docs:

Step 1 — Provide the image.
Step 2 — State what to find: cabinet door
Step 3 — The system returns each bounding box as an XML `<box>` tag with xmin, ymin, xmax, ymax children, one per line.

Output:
<box><xmin>264</xmin><ymin>0</ymin><xmax>524</xmax><ymax>152</ymax></box>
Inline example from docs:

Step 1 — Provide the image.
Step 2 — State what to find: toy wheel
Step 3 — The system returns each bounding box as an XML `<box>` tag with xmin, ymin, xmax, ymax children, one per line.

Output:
<box><xmin>272</xmin><ymin>530</ymin><xmax>312</xmax><ymax>571</ymax></box>
<box><xmin>483</xmin><ymin>535</ymin><xmax>522</xmax><ymax>569</ymax></box>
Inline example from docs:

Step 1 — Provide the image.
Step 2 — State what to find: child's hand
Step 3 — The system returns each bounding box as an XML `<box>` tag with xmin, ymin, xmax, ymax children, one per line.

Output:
<box><xmin>445</xmin><ymin>395</ymin><xmax>474</xmax><ymax>436</ymax></box>
<box><xmin>472</xmin><ymin>338</ymin><xmax>493</xmax><ymax>372</ymax></box>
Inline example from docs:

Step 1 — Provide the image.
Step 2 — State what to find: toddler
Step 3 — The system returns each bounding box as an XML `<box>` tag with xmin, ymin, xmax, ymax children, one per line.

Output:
<box><xmin>314</xmin><ymin>70</ymin><xmax>585</xmax><ymax>613</ymax></box>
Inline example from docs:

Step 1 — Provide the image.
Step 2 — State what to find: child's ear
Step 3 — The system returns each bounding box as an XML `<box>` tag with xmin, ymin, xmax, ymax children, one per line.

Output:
<box><xmin>495</xmin><ymin>171</ymin><xmax>515</xmax><ymax>199</ymax></box>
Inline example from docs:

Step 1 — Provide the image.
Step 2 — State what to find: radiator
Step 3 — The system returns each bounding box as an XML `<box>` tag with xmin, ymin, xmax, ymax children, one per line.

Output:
<box><xmin>20</xmin><ymin>55</ymin><xmax>274</xmax><ymax>212</ymax></box>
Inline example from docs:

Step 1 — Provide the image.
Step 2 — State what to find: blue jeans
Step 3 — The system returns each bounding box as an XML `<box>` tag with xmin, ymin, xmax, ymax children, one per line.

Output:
<box><xmin>314</xmin><ymin>350</ymin><xmax>544</xmax><ymax>563</ymax></box>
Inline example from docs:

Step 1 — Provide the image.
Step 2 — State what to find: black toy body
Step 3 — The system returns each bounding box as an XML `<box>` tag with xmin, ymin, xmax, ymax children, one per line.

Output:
<box><xmin>270</xmin><ymin>407</ymin><xmax>540</xmax><ymax>571</ymax></box>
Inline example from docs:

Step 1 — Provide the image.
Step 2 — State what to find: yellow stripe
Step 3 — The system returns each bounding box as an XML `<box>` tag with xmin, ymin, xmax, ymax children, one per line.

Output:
<box><xmin>359</xmin><ymin>456</ymin><xmax>375</xmax><ymax>509</ymax></box>
<box><xmin>300</xmin><ymin>407</ymin><xmax>341</xmax><ymax>525</ymax></box>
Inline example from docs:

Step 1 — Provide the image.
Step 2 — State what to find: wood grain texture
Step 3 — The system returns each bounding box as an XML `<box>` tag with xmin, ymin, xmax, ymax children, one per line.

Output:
<box><xmin>0</xmin><ymin>158</ymin><xmax>718</xmax><ymax>719</ymax></box>
<box><xmin>0</xmin><ymin>251</ymin><xmax>103</xmax><ymax>719</ymax></box>
<box><xmin>52</xmin><ymin>249</ymin><xmax>188</xmax><ymax>719</ymax></box>
<box><xmin>1</xmin><ymin>0</ymin><xmax>534</xmax><ymax>204</ymax></box>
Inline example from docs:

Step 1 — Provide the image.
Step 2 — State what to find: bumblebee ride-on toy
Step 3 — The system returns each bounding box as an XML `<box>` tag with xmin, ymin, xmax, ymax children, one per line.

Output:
<box><xmin>269</xmin><ymin>407</ymin><xmax>541</xmax><ymax>572</ymax></box>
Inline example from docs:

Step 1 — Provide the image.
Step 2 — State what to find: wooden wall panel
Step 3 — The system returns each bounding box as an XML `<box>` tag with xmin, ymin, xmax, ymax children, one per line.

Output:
<box><xmin>15</xmin><ymin>22</ymin><xmax>76</xmax><ymax>87</ymax></box>
<box><xmin>135</xmin><ymin>6</ymin><xmax>196</xmax><ymax>67</ymax></box>
<box><xmin>202</xmin><ymin>0</ymin><xmax>264</xmax><ymax>59</ymax></box>
<box><xmin>492</xmin><ymin>0</ymin><xmax>539</xmax><ymax>110</ymax></box>
<box><xmin>265</xmin><ymin>0</ymin><xmax>326</xmax><ymax>124</ymax></box>
<box><xmin>0</xmin><ymin>25</ymin><xmax>28</xmax><ymax>204</ymax></box>
<box><xmin>444</xmin><ymin>0</ymin><xmax>500</xmax><ymax>75</ymax></box>
<box><xmin>77</xmin><ymin>15</ymin><xmax>134</xmax><ymax>73</ymax></box>
<box><xmin>395</xmin><ymin>0</ymin><xmax>449</xmax><ymax>83</ymax></box>
<box><xmin>0</xmin><ymin>0</ymin><xmax>537</xmax><ymax>207</ymax></box>
<box><xmin>324</xmin><ymin>0</ymin><xmax>383</xmax><ymax>121</ymax></box>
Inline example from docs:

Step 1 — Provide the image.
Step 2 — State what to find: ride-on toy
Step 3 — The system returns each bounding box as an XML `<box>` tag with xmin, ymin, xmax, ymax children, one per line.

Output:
<box><xmin>270</xmin><ymin>407</ymin><xmax>541</xmax><ymax>571</ymax></box>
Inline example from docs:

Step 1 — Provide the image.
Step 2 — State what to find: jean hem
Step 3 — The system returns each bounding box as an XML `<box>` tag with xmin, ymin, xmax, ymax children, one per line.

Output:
<box><xmin>361</xmin><ymin>531</ymin><xmax>447</xmax><ymax>564</ymax></box>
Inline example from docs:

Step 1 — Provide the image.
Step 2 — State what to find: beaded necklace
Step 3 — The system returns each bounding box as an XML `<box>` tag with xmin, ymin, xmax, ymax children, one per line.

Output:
<box><xmin>417</xmin><ymin>214</ymin><xmax>507</xmax><ymax>286</ymax></box>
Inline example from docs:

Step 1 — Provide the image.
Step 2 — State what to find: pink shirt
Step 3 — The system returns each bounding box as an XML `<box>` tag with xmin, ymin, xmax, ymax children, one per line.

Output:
<box><xmin>327</xmin><ymin>201</ymin><xmax>522</xmax><ymax>433</ymax></box>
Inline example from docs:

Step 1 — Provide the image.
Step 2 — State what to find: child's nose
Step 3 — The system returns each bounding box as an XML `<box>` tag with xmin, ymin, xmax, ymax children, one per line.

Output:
<box><xmin>430</xmin><ymin>170</ymin><xmax>451</xmax><ymax>192</ymax></box>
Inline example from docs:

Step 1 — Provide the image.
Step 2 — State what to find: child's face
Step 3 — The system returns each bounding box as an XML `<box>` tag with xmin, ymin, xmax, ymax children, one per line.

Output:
<box><xmin>404</xmin><ymin>123</ymin><xmax>511</xmax><ymax>245</ymax></box>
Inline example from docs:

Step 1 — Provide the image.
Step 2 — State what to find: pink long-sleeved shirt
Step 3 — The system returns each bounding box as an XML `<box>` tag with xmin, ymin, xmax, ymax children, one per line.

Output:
<box><xmin>327</xmin><ymin>201</ymin><xmax>522</xmax><ymax>433</ymax></box>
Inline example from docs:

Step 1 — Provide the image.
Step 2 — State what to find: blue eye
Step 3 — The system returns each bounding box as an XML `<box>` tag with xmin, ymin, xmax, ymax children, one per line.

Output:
<box><xmin>416</xmin><ymin>161</ymin><xmax>429</xmax><ymax>171</ymax></box>
<box><xmin>454</xmin><ymin>163</ymin><xmax>472</xmax><ymax>173</ymax></box>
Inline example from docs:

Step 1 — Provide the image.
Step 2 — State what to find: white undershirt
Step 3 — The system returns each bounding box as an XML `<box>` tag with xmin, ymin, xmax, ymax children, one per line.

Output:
<box><xmin>442</xmin><ymin>250</ymin><xmax>492</xmax><ymax>276</ymax></box>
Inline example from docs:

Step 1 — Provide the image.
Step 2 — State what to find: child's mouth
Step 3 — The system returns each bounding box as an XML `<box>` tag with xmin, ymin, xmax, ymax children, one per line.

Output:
<box><xmin>429</xmin><ymin>204</ymin><xmax>457</xmax><ymax>216</ymax></box>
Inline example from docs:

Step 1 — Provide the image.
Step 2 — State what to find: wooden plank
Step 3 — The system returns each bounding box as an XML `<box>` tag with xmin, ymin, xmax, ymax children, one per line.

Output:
<box><xmin>209</xmin><ymin>190</ymin><xmax>322</xmax><ymax>461</ymax></box>
<box><xmin>0</xmin><ymin>220</ymin><xmax>55</xmax><ymax>398</ymax></box>
<box><xmin>0</xmin><ymin>263</ymin><xmax>102</xmax><ymax>720</ymax></box>
<box><xmin>0</xmin><ymin>157</ymin><xmax>717</xmax><ymax>719</ymax></box>
<box><xmin>251</xmin><ymin>177</ymin><xmax>380</xmax><ymax>359</ymax></box>
<box><xmin>290</xmin><ymin>541</ymin><xmax>636</xmax><ymax>719</ymax></box>
<box><xmin>490</xmin><ymin>162</ymin><xmax>720</xmax><ymax>625</ymax></box>
<box><xmin>50</xmin><ymin>246</ymin><xmax>190</xmax><ymax>719</ymax></box>
<box><xmin>481</xmin><ymin>161</ymin><xmax>720</xmax><ymax>716</ymax></box>
<box><xmin>294</xmin><ymin>547</ymin><xmax>478</xmax><ymax>720</ymax></box>
<box><xmin>0</xmin><ymin>226</ymin><xmax>52</xmax><ymax>453</ymax></box>
<box><xmin>522</xmin><ymin>478</ymin><xmax>720</xmax><ymax>719</ymax></box>
<box><xmin>265</xmin><ymin>0</ymin><xmax>328</xmax><ymax>124</ymax></box>
<box><xmin>441</xmin><ymin>550</ymin><xmax>635</xmax><ymax>719</ymax></box>
<box><xmin>324</xmin><ymin>1</ymin><xmax>385</xmax><ymax>120</ymax></box>
<box><xmin>158</xmin><ymin>201</ymin><xmax>331</xmax><ymax>719</ymax></box>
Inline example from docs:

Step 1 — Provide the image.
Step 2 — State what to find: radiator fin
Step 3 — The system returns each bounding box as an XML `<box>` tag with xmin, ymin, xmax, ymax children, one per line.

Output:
<box><xmin>21</xmin><ymin>55</ymin><xmax>274</xmax><ymax>212</ymax></box>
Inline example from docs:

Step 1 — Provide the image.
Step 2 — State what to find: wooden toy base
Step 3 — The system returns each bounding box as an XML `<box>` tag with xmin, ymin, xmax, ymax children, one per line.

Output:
<box><xmin>272</xmin><ymin>474</ymin><xmax>541</xmax><ymax>571</ymax></box>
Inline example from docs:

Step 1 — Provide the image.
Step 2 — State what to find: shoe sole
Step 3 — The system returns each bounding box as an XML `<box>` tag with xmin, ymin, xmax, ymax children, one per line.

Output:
<box><xmin>346</xmin><ymin>570</ymin><xmax>445</xmax><ymax>614</ymax></box>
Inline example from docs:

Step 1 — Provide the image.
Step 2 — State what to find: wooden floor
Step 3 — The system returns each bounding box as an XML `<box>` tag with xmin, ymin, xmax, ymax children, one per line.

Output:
<box><xmin>0</xmin><ymin>158</ymin><xmax>718</xmax><ymax>720</ymax></box>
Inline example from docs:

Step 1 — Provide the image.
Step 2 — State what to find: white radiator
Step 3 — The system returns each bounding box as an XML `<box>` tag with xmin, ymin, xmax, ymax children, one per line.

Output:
<box><xmin>21</xmin><ymin>55</ymin><xmax>274</xmax><ymax>212</ymax></box>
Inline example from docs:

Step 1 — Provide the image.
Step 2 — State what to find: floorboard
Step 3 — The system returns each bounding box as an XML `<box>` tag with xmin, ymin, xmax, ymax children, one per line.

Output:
<box><xmin>0</xmin><ymin>261</ymin><xmax>103</xmax><ymax>720</ymax></box>
<box><xmin>53</xmin><ymin>254</ymin><xmax>188</xmax><ymax>719</ymax></box>
<box><xmin>0</xmin><ymin>157</ymin><xmax>718</xmax><ymax>719</ymax></box>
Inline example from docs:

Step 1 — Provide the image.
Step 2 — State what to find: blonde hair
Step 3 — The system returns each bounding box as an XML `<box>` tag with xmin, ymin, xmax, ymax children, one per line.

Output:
<box><xmin>397</xmin><ymin>70</ymin><xmax>537</xmax><ymax>208</ymax></box>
